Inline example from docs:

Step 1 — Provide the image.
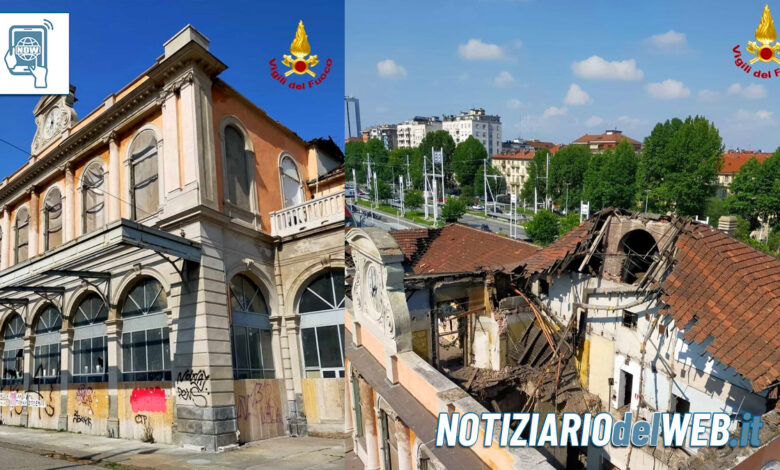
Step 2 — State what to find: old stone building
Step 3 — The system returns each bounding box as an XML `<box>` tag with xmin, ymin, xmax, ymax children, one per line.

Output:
<box><xmin>0</xmin><ymin>26</ymin><xmax>345</xmax><ymax>451</ymax></box>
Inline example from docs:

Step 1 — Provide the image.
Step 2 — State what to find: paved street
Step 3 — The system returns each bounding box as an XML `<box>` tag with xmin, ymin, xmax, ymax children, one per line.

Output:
<box><xmin>0</xmin><ymin>425</ymin><xmax>344</xmax><ymax>470</ymax></box>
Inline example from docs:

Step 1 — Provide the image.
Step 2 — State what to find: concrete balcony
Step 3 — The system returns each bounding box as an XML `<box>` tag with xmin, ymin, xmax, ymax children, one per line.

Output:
<box><xmin>270</xmin><ymin>192</ymin><xmax>344</xmax><ymax>237</ymax></box>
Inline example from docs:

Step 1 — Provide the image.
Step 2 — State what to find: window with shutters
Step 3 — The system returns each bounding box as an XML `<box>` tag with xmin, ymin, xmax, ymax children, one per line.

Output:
<box><xmin>224</xmin><ymin>125</ymin><xmax>252</xmax><ymax>212</ymax></box>
<box><xmin>129</xmin><ymin>130</ymin><xmax>160</xmax><ymax>220</ymax></box>
<box><xmin>33</xmin><ymin>305</ymin><xmax>61</xmax><ymax>384</ymax></box>
<box><xmin>82</xmin><ymin>163</ymin><xmax>105</xmax><ymax>234</ymax></box>
<box><xmin>1</xmin><ymin>314</ymin><xmax>25</xmax><ymax>386</ymax></box>
<box><xmin>280</xmin><ymin>155</ymin><xmax>303</xmax><ymax>208</ymax></box>
<box><xmin>43</xmin><ymin>188</ymin><xmax>63</xmax><ymax>251</ymax></box>
<box><xmin>14</xmin><ymin>207</ymin><xmax>29</xmax><ymax>263</ymax></box>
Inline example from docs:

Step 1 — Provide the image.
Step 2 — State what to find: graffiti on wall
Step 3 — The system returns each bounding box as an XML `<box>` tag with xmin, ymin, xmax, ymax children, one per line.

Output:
<box><xmin>75</xmin><ymin>384</ymin><xmax>96</xmax><ymax>415</ymax></box>
<box><xmin>236</xmin><ymin>381</ymin><xmax>282</xmax><ymax>424</ymax></box>
<box><xmin>175</xmin><ymin>369</ymin><xmax>209</xmax><ymax>407</ymax></box>
<box><xmin>0</xmin><ymin>386</ymin><xmax>56</xmax><ymax>419</ymax></box>
<box><xmin>72</xmin><ymin>410</ymin><xmax>92</xmax><ymax>427</ymax></box>
<box><xmin>130</xmin><ymin>387</ymin><xmax>167</xmax><ymax>413</ymax></box>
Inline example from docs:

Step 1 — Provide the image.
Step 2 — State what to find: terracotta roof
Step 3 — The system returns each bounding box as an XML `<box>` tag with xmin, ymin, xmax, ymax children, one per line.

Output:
<box><xmin>492</xmin><ymin>150</ymin><xmax>535</xmax><ymax>161</ymax></box>
<box><xmin>518</xmin><ymin>218</ymin><xmax>596</xmax><ymax>275</ymax></box>
<box><xmin>549</xmin><ymin>144</ymin><xmax>563</xmax><ymax>154</ymax></box>
<box><xmin>720</xmin><ymin>151</ymin><xmax>772</xmax><ymax>174</ymax></box>
<box><xmin>390</xmin><ymin>224</ymin><xmax>540</xmax><ymax>275</ymax></box>
<box><xmin>661</xmin><ymin>223</ymin><xmax>780</xmax><ymax>390</ymax></box>
<box><xmin>572</xmin><ymin>131</ymin><xmax>641</xmax><ymax>146</ymax></box>
<box><xmin>525</xmin><ymin>140</ymin><xmax>555</xmax><ymax>149</ymax></box>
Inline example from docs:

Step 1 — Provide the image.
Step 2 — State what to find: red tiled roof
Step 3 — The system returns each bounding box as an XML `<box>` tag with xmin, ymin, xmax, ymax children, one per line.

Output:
<box><xmin>525</xmin><ymin>140</ymin><xmax>555</xmax><ymax>149</ymax></box>
<box><xmin>720</xmin><ymin>151</ymin><xmax>772</xmax><ymax>174</ymax></box>
<box><xmin>493</xmin><ymin>150</ymin><xmax>535</xmax><ymax>161</ymax></box>
<box><xmin>519</xmin><ymin>219</ymin><xmax>596</xmax><ymax>275</ymax></box>
<box><xmin>549</xmin><ymin>144</ymin><xmax>563</xmax><ymax>154</ymax></box>
<box><xmin>390</xmin><ymin>224</ymin><xmax>540</xmax><ymax>275</ymax></box>
<box><xmin>572</xmin><ymin>131</ymin><xmax>641</xmax><ymax>146</ymax></box>
<box><xmin>661</xmin><ymin>223</ymin><xmax>780</xmax><ymax>390</ymax></box>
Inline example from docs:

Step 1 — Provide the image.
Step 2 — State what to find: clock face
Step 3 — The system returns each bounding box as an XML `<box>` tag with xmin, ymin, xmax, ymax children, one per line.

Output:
<box><xmin>43</xmin><ymin>108</ymin><xmax>61</xmax><ymax>139</ymax></box>
<box><xmin>364</xmin><ymin>264</ymin><xmax>383</xmax><ymax>317</ymax></box>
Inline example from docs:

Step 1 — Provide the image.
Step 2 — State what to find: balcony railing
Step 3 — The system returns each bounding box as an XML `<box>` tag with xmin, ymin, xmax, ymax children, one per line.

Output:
<box><xmin>270</xmin><ymin>192</ymin><xmax>344</xmax><ymax>237</ymax></box>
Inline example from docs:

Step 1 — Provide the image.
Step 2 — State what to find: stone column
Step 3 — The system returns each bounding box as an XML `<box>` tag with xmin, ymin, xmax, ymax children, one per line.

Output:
<box><xmin>21</xmin><ymin>334</ymin><xmax>33</xmax><ymax>427</ymax></box>
<box><xmin>107</xmin><ymin>132</ymin><xmax>120</xmax><ymax>222</ymax></box>
<box><xmin>395</xmin><ymin>417</ymin><xmax>412</xmax><ymax>470</ymax></box>
<box><xmin>178</xmin><ymin>69</ymin><xmax>218</xmax><ymax>209</ymax></box>
<box><xmin>28</xmin><ymin>187</ymin><xmax>39</xmax><ymax>257</ymax></box>
<box><xmin>105</xmin><ymin>315</ymin><xmax>121</xmax><ymax>438</ymax></box>
<box><xmin>160</xmin><ymin>89</ymin><xmax>181</xmax><ymax>197</ymax></box>
<box><xmin>359</xmin><ymin>378</ymin><xmax>380</xmax><ymax>470</ymax></box>
<box><xmin>344</xmin><ymin>364</ymin><xmax>354</xmax><ymax>437</ymax></box>
<box><xmin>1</xmin><ymin>205</ymin><xmax>9</xmax><ymax>269</ymax></box>
<box><xmin>58</xmin><ymin>327</ymin><xmax>73</xmax><ymax>431</ymax></box>
<box><xmin>62</xmin><ymin>164</ymin><xmax>74</xmax><ymax>244</ymax></box>
<box><xmin>178</xmin><ymin>73</ymin><xmax>201</xmax><ymax>189</ymax></box>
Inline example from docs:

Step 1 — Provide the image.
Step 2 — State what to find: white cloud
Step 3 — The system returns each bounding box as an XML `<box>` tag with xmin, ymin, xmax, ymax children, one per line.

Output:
<box><xmin>645</xmin><ymin>30</ymin><xmax>688</xmax><ymax>53</ymax></box>
<box><xmin>585</xmin><ymin>115</ymin><xmax>604</xmax><ymax>127</ymax></box>
<box><xmin>564</xmin><ymin>83</ymin><xmax>591</xmax><ymax>105</ymax></box>
<box><xmin>571</xmin><ymin>55</ymin><xmax>643</xmax><ymax>80</ymax></box>
<box><xmin>645</xmin><ymin>79</ymin><xmax>691</xmax><ymax>99</ymax></box>
<box><xmin>543</xmin><ymin>106</ymin><xmax>567</xmax><ymax>118</ymax></box>
<box><xmin>698</xmin><ymin>89</ymin><xmax>721</xmax><ymax>102</ymax></box>
<box><xmin>728</xmin><ymin>83</ymin><xmax>767</xmax><ymax>99</ymax></box>
<box><xmin>506</xmin><ymin>98</ymin><xmax>523</xmax><ymax>109</ymax></box>
<box><xmin>736</xmin><ymin>109</ymin><xmax>773</xmax><ymax>121</ymax></box>
<box><xmin>376</xmin><ymin>59</ymin><xmax>407</xmax><ymax>79</ymax></box>
<box><xmin>458</xmin><ymin>39</ymin><xmax>505</xmax><ymax>60</ymax></box>
<box><xmin>493</xmin><ymin>70</ymin><xmax>515</xmax><ymax>87</ymax></box>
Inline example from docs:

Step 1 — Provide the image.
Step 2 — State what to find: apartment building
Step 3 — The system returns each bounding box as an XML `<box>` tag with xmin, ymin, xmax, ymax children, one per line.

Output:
<box><xmin>0</xmin><ymin>26</ymin><xmax>345</xmax><ymax>451</ymax></box>
<box><xmin>443</xmin><ymin>108</ymin><xmax>502</xmax><ymax>156</ymax></box>
<box><xmin>491</xmin><ymin>150</ymin><xmax>535</xmax><ymax>196</ymax></box>
<box><xmin>571</xmin><ymin>129</ymin><xmax>641</xmax><ymax>153</ymax></box>
<box><xmin>396</xmin><ymin>117</ymin><xmax>442</xmax><ymax>149</ymax></box>
<box><xmin>716</xmin><ymin>150</ymin><xmax>772</xmax><ymax>197</ymax></box>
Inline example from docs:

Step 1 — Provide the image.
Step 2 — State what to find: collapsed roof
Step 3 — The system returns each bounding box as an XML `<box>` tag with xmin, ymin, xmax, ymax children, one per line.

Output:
<box><xmin>515</xmin><ymin>208</ymin><xmax>780</xmax><ymax>391</ymax></box>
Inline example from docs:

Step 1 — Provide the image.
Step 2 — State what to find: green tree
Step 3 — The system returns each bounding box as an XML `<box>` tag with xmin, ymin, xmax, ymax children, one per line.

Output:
<box><xmin>371</xmin><ymin>180</ymin><xmax>392</xmax><ymax>202</ymax></box>
<box><xmin>559</xmin><ymin>213</ymin><xmax>581</xmax><ymax>236</ymax></box>
<box><xmin>418</xmin><ymin>130</ymin><xmax>456</xmax><ymax>189</ymax></box>
<box><xmin>582</xmin><ymin>140</ymin><xmax>637</xmax><ymax>210</ymax></box>
<box><xmin>637</xmin><ymin>116</ymin><xmax>723</xmax><ymax>216</ymax></box>
<box><xmin>520</xmin><ymin>149</ymin><xmax>550</xmax><ymax>206</ymax></box>
<box><xmin>548</xmin><ymin>145</ymin><xmax>590</xmax><ymax>212</ymax></box>
<box><xmin>441</xmin><ymin>197</ymin><xmax>467</xmax><ymax>222</ymax></box>
<box><xmin>451</xmin><ymin>136</ymin><xmax>488</xmax><ymax>189</ymax></box>
<box><xmin>474</xmin><ymin>164</ymin><xmax>506</xmax><ymax>201</ymax></box>
<box><xmin>388</xmin><ymin>148</ymin><xmax>413</xmax><ymax>186</ymax></box>
<box><xmin>345</xmin><ymin>140</ymin><xmax>367</xmax><ymax>184</ymax></box>
<box><xmin>727</xmin><ymin>151</ymin><xmax>780</xmax><ymax>230</ymax></box>
<box><xmin>525</xmin><ymin>210</ymin><xmax>560</xmax><ymax>245</ymax></box>
<box><xmin>404</xmin><ymin>189</ymin><xmax>424</xmax><ymax>211</ymax></box>
<box><xmin>365</xmin><ymin>138</ymin><xmax>390</xmax><ymax>181</ymax></box>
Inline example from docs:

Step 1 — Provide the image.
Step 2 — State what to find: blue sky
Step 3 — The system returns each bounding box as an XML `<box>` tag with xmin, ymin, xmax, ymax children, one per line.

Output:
<box><xmin>347</xmin><ymin>0</ymin><xmax>780</xmax><ymax>152</ymax></box>
<box><xmin>0</xmin><ymin>0</ymin><xmax>344</xmax><ymax>177</ymax></box>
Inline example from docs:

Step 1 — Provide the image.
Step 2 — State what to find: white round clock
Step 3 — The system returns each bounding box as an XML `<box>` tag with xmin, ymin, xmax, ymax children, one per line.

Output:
<box><xmin>364</xmin><ymin>264</ymin><xmax>384</xmax><ymax>318</ymax></box>
<box><xmin>43</xmin><ymin>108</ymin><xmax>61</xmax><ymax>139</ymax></box>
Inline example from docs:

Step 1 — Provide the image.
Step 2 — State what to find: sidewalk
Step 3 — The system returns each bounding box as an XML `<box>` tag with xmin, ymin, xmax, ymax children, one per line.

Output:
<box><xmin>0</xmin><ymin>425</ymin><xmax>345</xmax><ymax>469</ymax></box>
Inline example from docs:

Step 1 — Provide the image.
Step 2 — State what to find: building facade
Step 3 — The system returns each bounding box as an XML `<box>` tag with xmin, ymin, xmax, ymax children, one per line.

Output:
<box><xmin>0</xmin><ymin>26</ymin><xmax>345</xmax><ymax>451</ymax></box>
<box><xmin>364</xmin><ymin>124</ymin><xmax>398</xmax><ymax>150</ymax></box>
<box><xmin>442</xmin><ymin>109</ymin><xmax>502</xmax><ymax>157</ymax></box>
<box><xmin>571</xmin><ymin>129</ymin><xmax>641</xmax><ymax>153</ymax></box>
<box><xmin>491</xmin><ymin>150</ymin><xmax>535</xmax><ymax>196</ymax></box>
<box><xmin>396</xmin><ymin>117</ymin><xmax>442</xmax><ymax>149</ymax></box>
<box><xmin>716</xmin><ymin>150</ymin><xmax>772</xmax><ymax>197</ymax></box>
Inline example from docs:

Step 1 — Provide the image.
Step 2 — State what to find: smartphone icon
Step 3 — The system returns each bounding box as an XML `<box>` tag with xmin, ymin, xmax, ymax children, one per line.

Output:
<box><xmin>8</xmin><ymin>25</ymin><xmax>46</xmax><ymax>75</ymax></box>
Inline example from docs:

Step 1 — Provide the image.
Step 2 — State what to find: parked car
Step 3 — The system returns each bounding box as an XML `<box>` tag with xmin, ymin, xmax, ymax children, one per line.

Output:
<box><xmin>480</xmin><ymin>224</ymin><xmax>491</xmax><ymax>232</ymax></box>
<box><xmin>471</xmin><ymin>205</ymin><xmax>484</xmax><ymax>210</ymax></box>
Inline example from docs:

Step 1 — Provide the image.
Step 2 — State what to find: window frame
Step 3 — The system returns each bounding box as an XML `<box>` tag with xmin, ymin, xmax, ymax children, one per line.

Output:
<box><xmin>229</xmin><ymin>274</ymin><xmax>274</xmax><ymax>380</ymax></box>
<box><xmin>71</xmin><ymin>293</ymin><xmax>109</xmax><ymax>383</ymax></box>
<box><xmin>80</xmin><ymin>161</ymin><xmax>107</xmax><ymax>235</ymax></box>
<box><xmin>297</xmin><ymin>270</ymin><xmax>345</xmax><ymax>378</ymax></box>
<box><xmin>33</xmin><ymin>304</ymin><xmax>62</xmax><ymax>384</ymax></box>
<box><xmin>42</xmin><ymin>186</ymin><xmax>63</xmax><ymax>252</ymax></box>
<box><xmin>219</xmin><ymin>117</ymin><xmax>258</xmax><ymax>220</ymax></box>
<box><xmin>1</xmin><ymin>314</ymin><xmax>26</xmax><ymax>386</ymax></box>
<box><xmin>14</xmin><ymin>206</ymin><xmax>30</xmax><ymax>264</ymax></box>
<box><xmin>278</xmin><ymin>153</ymin><xmax>305</xmax><ymax>209</ymax></box>
<box><xmin>119</xmin><ymin>277</ymin><xmax>170</xmax><ymax>382</ymax></box>
<box><xmin>126</xmin><ymin>126</ymin><xmax>163</xmax><ymax>222</ymax></box>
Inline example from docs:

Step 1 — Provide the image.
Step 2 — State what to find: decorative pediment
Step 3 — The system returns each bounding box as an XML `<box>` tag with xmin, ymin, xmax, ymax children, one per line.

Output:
<box><xmin>31</xmin><ymin>85</ymin><xmax>78</xmax><ymax>156</ymax></box>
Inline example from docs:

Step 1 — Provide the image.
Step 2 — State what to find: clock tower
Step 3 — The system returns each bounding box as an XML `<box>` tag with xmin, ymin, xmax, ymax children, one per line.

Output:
<box><xmin>31</xmin><ymin>85</ymin><xmax>78</xmax><ymax>156</ymax></box>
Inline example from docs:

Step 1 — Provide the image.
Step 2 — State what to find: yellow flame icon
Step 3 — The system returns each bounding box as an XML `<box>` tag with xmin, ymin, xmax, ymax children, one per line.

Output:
<box><xmin>290</xmin><ymin>21</ymin><xmax>311</xmax><ymax>58</ymax></box>
<box><xmin>755</xmin><ymin>4</ymin><xmax>777</xmax><ymax>44</ymax></box>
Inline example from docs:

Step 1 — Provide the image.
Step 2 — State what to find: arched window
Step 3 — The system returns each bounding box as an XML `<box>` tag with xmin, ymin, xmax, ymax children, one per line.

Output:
<box><xmin>280</xmin><ymin>156</ymin><xmax>303</xmax><ymax>208</ymax></box>
<box><xmin>43</xmin><ymin>188</ymin><xmax>63</xmax><ymax>251</ymax></box>
<box><xmin>73</xmin><ymin>293</ymin><xmax>108</xmax><ymax>382</ymax></box>
<box><xmin>121</xmin><ymin>278</ymin><xmax>170</xmax><ymax>381</ymax></box>
<box><xmin>224</xmin><ymin>125</ymin><xmax>252</xmax><ymax>212</ymax></box>
<box><xmin>82</xmin><ymin>163</ymin><xmax>105</xmax><ymax>234</ymax></box>
<box><xmin>298</xmin><ymin>270</ymin><xmax>345</xmax><ymax>378</ymax></box>
<box><xmin>14</xmin><ymin>207</ymin><xmax>29</xmax><ymax>263</ymax></box>
<box><xmin>129</xmin><ymin>130</ymin><xmax>160</xmax><ymax>220</ymax></box>
<box><xmin>2</xmin><ymin>314</ymin><xmax>25</xmax><ymax>385</ymax></box>
<box><xmin>229</xmin><ymin>274</ymin><xmax>274</xmax><ymax>379</ymax></box>
<box><xmin>33</xmin><ymin>305</ymin><xmax>61</xmax><ymax>384</ymax></box>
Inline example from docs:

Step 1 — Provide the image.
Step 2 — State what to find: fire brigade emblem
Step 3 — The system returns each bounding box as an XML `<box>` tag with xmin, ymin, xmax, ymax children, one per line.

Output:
<box><xmin>282</xmin><ymin>21</ymin><xmax>319</xmax><ymax>76</ymax></box>
<box><xmin>747</xmin><ymin>5</ymin><xmax>780</xmax><ymax>64</ymax></box>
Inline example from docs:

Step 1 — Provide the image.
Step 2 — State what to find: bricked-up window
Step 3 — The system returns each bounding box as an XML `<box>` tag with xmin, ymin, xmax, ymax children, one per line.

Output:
<box><xmin>280</xmin><ymin>155</ymin><xmax>303</xmax><ymax>208</ymax></box>
<box><xmin>299</xmin><ymin>271</ymin><xmax>345</xmax><ymax>378</ymax></box>
<box><xmin>224</xmin><ymin>125</ymin><xmax>252</xmax><ymax>212</ymax></box>
<box><xmin>121</xmin><ymin>278</ymin><xmax>170</xmax><ymax>381</ymax></box>
<box><xmin>230</xmin><ymin>274</ymin><xmax>274</xmax><ymax>379</ymax></box>
<box><xmin>33</xmin><ymin>305</ymin><xmax>61</xmax><ymax>384</ymax></box>
<box><xmin>72</xmin><ymin>294</ymin><xmax>108</xmax><ymax>383</ymax></box>
<box><xmin>14</xmin><ymin>207</ymin><xmax>29</xmax><ymax>263</ymax></box>
<box><xmin>1</xmin><ymin>314</ymin><xmax>25</xmax><ymax>386</ymax></box>
<box><xmin>129</xmin><ymin>130</ymin><xmax>160</xmax><ymax>220</ymax></box>
<box><xmin>43</xmin><ymin>188</ymin><xmax>63</xmax><ymax>251</ymax></box>
<box><xmin>82</xmin><ymin>163</ymin><xmax>105</xmax><ymax>234</ymax></box>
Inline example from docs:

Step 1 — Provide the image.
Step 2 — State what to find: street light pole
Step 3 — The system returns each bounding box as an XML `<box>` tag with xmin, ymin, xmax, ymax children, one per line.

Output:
<box><xmin>644</xmin><ymin>189</ymin><xmax>650</xmax><ymax>213</ymax></box>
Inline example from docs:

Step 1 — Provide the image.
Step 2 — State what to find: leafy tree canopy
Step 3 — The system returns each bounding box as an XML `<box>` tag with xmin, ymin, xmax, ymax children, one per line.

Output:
<box><xmin>525</xmin><ymin>209</ymin><xmax>560</xmax><ymax>245</ymax></box>
<box><xmin>451</xmin><ymin>136</ymin><xmax>488</xmax><ymax>189</ymax></box>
